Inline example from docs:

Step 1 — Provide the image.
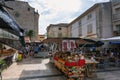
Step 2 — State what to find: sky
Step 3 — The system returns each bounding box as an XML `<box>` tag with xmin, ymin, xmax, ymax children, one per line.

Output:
<box><xmin>18</xmin><ymin>0</ymin><xmax>110</xmax><ymax>35</ymax></box>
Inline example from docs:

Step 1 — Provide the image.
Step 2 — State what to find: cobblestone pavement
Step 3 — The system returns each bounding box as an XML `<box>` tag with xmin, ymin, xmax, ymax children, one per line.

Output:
<box><xmin>2</xmin><ymin>57</ymin><xmax>120</xmax><ymax>80</ymax></box>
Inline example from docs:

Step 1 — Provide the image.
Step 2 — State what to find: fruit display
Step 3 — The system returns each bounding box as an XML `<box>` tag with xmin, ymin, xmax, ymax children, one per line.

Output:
<box><xmin>0</xmin><ymin>48</ymin><xmax>16</xmax><ymax>56</ymax></box>
<box><xmin>53</xmin><ymin>51</ymin><xmax>85</xmax><ymax>80</ymax></box>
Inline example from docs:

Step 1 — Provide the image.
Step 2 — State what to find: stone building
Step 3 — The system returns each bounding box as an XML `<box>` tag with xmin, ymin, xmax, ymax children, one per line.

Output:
<box><xmin>68</xmin><ymin>2</ymin><xmax>112</xmax><ymax>39</ymax></box>
<box><xmin>46</xmin><ymin>2</ymin><xmax>112</xmax><ymax>40</ymax></box>
<box><xmin>111</xmin><ymin>0</ymin><xmax>120</xmax><ymax>36</ymax></box>
<box><xmin>5</xmin><ymin>1</ymin><xmax>39</xmax><ymax>42</ymax></box>
<box><xmin>47</xmin><ymin>23</ymin><xmax>68</xmax><ymax>38</ymax></box>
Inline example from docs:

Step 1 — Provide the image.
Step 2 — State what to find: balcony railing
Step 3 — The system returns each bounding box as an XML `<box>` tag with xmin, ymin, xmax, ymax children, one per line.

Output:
<box><xmin>111</xmin><ymin>0</ymin><xmax>120</xmax><ymax>5</ymax></box>
<box><xmin>113</xmin><ymin>14</ymin><xmax>120</xmax><ymax>21</ymax></box>
<box><xmin>113</xmin><ymin>31</ymin><xmax>120</xmax><ymax>36</ymax></box>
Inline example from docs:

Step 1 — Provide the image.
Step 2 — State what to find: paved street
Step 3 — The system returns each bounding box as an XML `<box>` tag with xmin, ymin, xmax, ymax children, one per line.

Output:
<box><xmin>2</xmin><ymin>57</ymin><xmax>66</xmax><ymax>80</ymax></box>
<box><xmin>2</xmin><ymin>57</ymin><xmax>120</xmax><ymax>80</ymax></box>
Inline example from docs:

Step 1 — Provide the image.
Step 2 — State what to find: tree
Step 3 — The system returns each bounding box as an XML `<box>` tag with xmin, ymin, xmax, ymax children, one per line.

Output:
<box><xmin>25</xmin><ymin>30</ymin><xmax>34</xmax><ymax>40</ymax></box>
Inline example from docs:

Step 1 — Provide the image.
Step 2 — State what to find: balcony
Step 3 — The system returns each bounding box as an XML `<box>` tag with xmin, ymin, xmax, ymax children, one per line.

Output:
<box><xmin>112</xmin><ymin>1</ymin><xmax>120</xmax><ymax>6</ymax></box>
<box><xmin>113</xmin><ymin>14</ymin><xmax>120</xmax><ymax>22</ymax></box>
<box><xmin>113</xmin><ymin>31</ymin><xmax>120</xmax><ymax>36</ymax></box>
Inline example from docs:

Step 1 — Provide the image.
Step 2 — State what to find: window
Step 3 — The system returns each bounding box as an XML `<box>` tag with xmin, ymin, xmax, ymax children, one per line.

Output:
<box><xmin>14</xmin><ymin>12</ymin><xmax>20</xmax><ymax>17</ymax></box>
<box><xmin>79</xmin><ymin>20</ymin><xmax>81</xmax><ymax>26</ymax></box>
<box><xmin>116</xmin><ymin>24</ymin><xmax>120</xmax><ymax>32</ymax></box>
<box><xmin>58</xmin><ymin>33</ymin><xmax>62</xmax><ymax>37</ymax></box>
<box><xmin>79</xmin><ymin>29</ymin><xmax>82</xmax><ymax>36</ymax></box>
<box><xmin>87</xmin><ymin>14</ymin><xmax>92</xmax><ymax>20</ymax></box>
<box><xmin>28</xmin><ymin>8</ymin><xmax>30</xmax><ymax>11</ymax></box>
<box><xmin>115</xmin><ymin>7</ymin><xmax>120</xmax><ymax>13</ymax></box>
<box><xmin>87</xmin><ymin>24</ymin><xmax>93</xmax><ymax>33</ymax></box>
<box><xmin>58</xmin><ymin>27</ymin><xmax>62</xmax><ymax>30</ymax></box>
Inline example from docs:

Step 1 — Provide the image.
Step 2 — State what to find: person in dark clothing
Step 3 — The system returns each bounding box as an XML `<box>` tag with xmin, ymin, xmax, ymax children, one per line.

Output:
<box><xmin>33</xmin><ymin>44</ymin><xmax>39</xmax><ymax>55</ymax></box>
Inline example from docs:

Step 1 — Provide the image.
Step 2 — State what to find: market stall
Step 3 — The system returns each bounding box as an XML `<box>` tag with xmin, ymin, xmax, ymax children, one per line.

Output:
<box><xmin>43</xmin><ymin>38</ymin><xmax>97</xmax><ymax>51</ymax></box>
<box><xmin>0</xmin><ymin>48</ymin><xmax>16</xmax><ymax>56</ymax></box>
<box><xmin>0</xmin><ymin>48</ymin><xmax>16</xmax><ymax>65</ymax></box>
<box><xmin>53</xmin><ymin>52</ymin><xmax>99</xmax><ymax>79</ymax></box>
<box><xmin>0</xmin><ymin>3</ymin><xmax>25</xmax><ymax>79</ymax></box>
<box><xmin>43</xmin><ymin>38</ymin><xmax>101</xmax><ymax>79</ymax></box>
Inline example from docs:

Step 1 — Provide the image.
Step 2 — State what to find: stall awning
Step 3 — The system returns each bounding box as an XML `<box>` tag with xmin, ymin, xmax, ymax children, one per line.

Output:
<box><xmin>101</xmin><ymin>36</ymin><xmax>120</xmax><ymax>45</ymax></box>
<box><xmin>79</xmin><ymin>41</ymin><xmax>104</xmax><ymax>47</ymax></box>
<box><xmin>0</xmin><ymin>6</ymin><xmax>24</xmax><ymax>36</ymax></box>
<box><xmin>43</xmin><ymin>38</ymin><xmax>104</xmax><ymax>48</ymax></box>
<box><xmin>0</xmin><ymin>5</ymin><xmax>25</xmax><ymax>48</ymax></box>
<box><xmin>109</xmin><ymin>42</ymin><xmax>120</xmax><ymax>44</ymax></box>
<box><xmin>101</xmin><ymin>36</ymin><xmax>120</xmax><ymax>41</ymax></box>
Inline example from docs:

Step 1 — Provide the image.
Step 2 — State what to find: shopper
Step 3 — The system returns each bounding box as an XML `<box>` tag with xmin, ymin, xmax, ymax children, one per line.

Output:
<box><xmin>33</xmin><ymin>44</ymin><xmax>39</xmax><ymax>56</ymax></box>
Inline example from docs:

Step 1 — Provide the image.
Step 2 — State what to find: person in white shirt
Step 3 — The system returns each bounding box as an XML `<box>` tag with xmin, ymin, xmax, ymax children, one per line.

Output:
<box><xmin>80</xmin><ymin>53</ymin><xmax>85</xmax><ymax>60</ymax></box>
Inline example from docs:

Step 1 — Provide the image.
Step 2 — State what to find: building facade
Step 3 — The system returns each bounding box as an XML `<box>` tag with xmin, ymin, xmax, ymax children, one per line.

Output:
<box><xmin>46</xmin><ymin>1</ymin><xmax>120</xmax><ymax>48</ymax></box>
<box><xmin>111</xmin><ymin>0</ymin><xmax>120</xmax><ymax>36</ymax></box>
<box><xmin>47</xmin><ymin>23</ymin><xmax>68</xmax><ymax>38</ymax></box>
<box><xmin>68</xmin><ymin>2</ymin><xmax>112</xmax><ymax>39</ymax></box>
<box><xmin>5</xmin><ymin>1</ymin><xmax>39</xmax><ymax>42</ymax></box>
<box><xmin>37</xmin><ymin>35</ymin><xmax>45</xmax><ymax>41</ymax></box>
<box><xmin>0</xmin><ymin>4</ymin><xmax>24</xmax><ymax>50</ymax></box>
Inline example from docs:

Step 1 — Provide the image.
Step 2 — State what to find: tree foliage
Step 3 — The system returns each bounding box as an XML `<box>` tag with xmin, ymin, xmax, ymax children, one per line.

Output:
<box><xmin>25</xmin><ymin>30</ymin><xmax>34</xmax><ymax>40</ymax></box>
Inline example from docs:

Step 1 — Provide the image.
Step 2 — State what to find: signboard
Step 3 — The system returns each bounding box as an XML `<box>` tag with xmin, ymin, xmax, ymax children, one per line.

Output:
<box><xmin>62</xmin><ymin>40</ymin><xmax>76</xmax><ymax>51</ymax></box>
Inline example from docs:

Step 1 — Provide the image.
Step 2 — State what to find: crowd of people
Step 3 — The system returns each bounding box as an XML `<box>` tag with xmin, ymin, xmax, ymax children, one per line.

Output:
<box><xmin>18</xmin><ymin>42</ymin><xmax>49</xmax><ymax>58</ymax></box>
<box><xmin>92</xmin><ymin>48</ymin><xmax>120</xmax><ymax>58</ymax></box>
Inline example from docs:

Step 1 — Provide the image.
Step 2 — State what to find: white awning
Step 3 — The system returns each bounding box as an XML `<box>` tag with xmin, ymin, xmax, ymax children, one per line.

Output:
<box><xmin>101</xmin><ymin>36</ymin><xmax>120</xmax><ymax>41</ymax></box>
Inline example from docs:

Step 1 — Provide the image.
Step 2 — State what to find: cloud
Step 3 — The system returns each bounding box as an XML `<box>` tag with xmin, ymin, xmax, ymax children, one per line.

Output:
<box><xmin>88</xmin><ymin>0</ymin><xmax>109</xmax><ymax>2</ymax></box>
<box><xmin>32</xmin><ymin>0</ymin><xmax>82</xmax><ymax>34</ymax></box>
<box><xmin>42</xmin><ymin>0</ymin><xmax>81</xmax><ymax>12</ymax></box>
<box><xmin>18</xmin><ymin>0</ymin><xmax>110</xmax><ymax>34</ymax></box>
<box><xmin>38</xmin><ymin>0</ymin><xmax>81</xmax><ymax>19</ymax></box>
